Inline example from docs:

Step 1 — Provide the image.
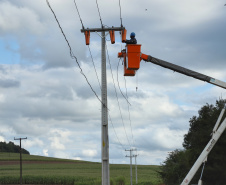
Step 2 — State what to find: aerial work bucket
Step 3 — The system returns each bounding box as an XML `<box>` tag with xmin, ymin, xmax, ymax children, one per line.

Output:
<box><xmin>124</xmin><ymin>59</ymin><xmax>135</xmax><ymax>76</ymax></box>
<box><xmin>118</xmin><ymin>50</ymin><xmax>135</xmax><ymax>76</ymax></box>
<box><xmin>126</xmin><ymin>44</ymin><xmax>141</xmax><ymax>70</ymax></box>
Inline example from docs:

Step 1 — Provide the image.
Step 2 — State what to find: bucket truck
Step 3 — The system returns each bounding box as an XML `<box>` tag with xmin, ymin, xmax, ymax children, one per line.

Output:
<box><xmin>118</xmin><ymin>43</ymin><xmax>226</xmax><ymax>185</ymax></box>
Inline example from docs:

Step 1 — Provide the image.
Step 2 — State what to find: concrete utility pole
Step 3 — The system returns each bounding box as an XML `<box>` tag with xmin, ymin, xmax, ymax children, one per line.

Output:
<box><xmin>134</xmin><ymin>154</ymin><xmax>138</xmax><ymax>184</ymax></box>
<box><xmin>125</xmin><ymin>148</ymin><xmax>137</xmax><ymax>185</ymax></box>
<box><xmin>81</xmin><ymin>26</ymin><xmax>124</xmax><ymax>185</ymax></box>
<box><xmin>14</xmin><ymin>137</ymin><xmax>27</xmax><ymax>185</ymax></box>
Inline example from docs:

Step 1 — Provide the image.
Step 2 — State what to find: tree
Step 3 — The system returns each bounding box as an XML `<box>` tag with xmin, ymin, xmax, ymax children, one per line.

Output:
<box><xmin>160</xmin><ymin>99</ymin><xmax>226</xmax><ymax>185</ymax></box>
<box><xmin>0</xmin><ymin>141</ymin><xmax>30</xmax><ymax>154</ymax></box>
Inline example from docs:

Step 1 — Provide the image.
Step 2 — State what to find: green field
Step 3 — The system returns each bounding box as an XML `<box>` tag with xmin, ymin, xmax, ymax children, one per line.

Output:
<box><xmin>0</xmin><ymin>153</ymin><xmax>163</xmax><ymax>185</ymax></box>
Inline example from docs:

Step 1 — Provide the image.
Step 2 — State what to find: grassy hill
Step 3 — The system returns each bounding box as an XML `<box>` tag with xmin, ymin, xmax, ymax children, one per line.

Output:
<box><xmin>0</xmin><ymin>152</ymin><xmax>163</xmax><ymax>185</ymax></box>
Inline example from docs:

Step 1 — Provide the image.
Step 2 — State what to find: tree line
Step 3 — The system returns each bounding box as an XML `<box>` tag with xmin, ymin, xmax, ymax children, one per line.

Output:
<box><xmin>0</xmin><ymin>141</ymin><xmax>30</xmax><ymax>154</ymax></box>
<box><xmin>159</xmin><ymin>99</ymin><xmax>226</xmax><ymax>185</ymax></box>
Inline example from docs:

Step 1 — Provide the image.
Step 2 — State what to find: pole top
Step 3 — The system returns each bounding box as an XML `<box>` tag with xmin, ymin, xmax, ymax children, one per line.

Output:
<box><xmin>14</xmin><ymin>137</ymin><xmax>27</xmax><ymax>140</ymax></box>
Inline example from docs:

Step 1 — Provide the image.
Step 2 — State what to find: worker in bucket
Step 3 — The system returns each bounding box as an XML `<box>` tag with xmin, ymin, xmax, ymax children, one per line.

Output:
<box><xmin>124</xmin><ymin>32</ymin><xmax>137</xmax><ymax>44</ymax></box>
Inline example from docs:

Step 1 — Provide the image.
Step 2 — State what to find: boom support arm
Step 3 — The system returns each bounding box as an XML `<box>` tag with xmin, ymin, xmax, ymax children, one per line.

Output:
<box><xmin>141</xmin><ymin>53</ymin><xmax>226</xmax><ymax>89</ymax></box>
<box><xmin>180</xmin><ymin>106</ymin><xmax>226</xmax><ymax>185</ymax></box>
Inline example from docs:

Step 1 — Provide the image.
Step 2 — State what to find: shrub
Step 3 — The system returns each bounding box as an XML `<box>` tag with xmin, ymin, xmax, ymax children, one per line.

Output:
<box><xmin>115</xmin><ymin>176</ymin><xmax>126</xmax><ymax>185</ymax></box>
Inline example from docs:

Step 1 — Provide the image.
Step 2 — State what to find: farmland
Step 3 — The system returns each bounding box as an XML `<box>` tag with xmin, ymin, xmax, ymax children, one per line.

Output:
<box><xmin>0</xmin><ymin>152</ymin><xmax>163</xmax><ymax>185</ymax></box>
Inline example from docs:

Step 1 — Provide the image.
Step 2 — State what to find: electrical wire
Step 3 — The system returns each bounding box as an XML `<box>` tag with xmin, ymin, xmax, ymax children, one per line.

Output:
<box><xmin>95</xmin><ymin>0</ymin><xmax>103</xmax><ymax>27</ymax></box>
<box><xmin>73</xmin><ymin>0</ymin><xmax>84</xmax><ymax>29</ymax></box>
<box><xmin>71</xmin><ymin>0</ymin><xmax>126</xmax><ymax>149</ymax></box>
<box><xmin>109</xmin><ymin>114</ymin><xmax>125</xmax><ymax>150</ymax></box>
<box><xmin>73</xmin><ymin>0</ymin><xmax>101</xmax><ymax>92</ymax></box>
<box><xmin>117</xmin><ymin>59</ymin><xmax>131</xmax><ymax>105</ymax></box>
<box><xmin>124</xmin><ymin>76</ymin><xmax>135</xmax><ymax>147</ymax></box>
<box><xmin>88</xmin><ymin>45</ymin><xmax>101</xmax><ymax>90</ymax></box>
<box><xmin>88</xmin><ymin>42</ymin><xmax>125</xmax><ymax>149</ymax></box>
<box><xmin>106</xmin><ymin>43</ymin><xmax>131</xmax><ymax>148</ymax></box>
<box><xmin>136</xmin><ymin>70</ymin><xmax>138</xmax><ymax>91</ymax></box>
<box><xmin>46</xmin><ymin>0</ymin><xmax>107</xmax><ymax>109</ymax></box>
<box><xmin>118</xmin><ymin>0</ymin><xmax>123</xmax><ymax>27</ymax></box>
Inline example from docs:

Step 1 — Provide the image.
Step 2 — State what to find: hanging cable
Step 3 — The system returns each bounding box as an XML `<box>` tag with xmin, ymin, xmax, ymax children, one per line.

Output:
<box><xmin>87</xmin><ymin>39</ymin><xmax>127</xmax><ymax>149</ymax></box>
<box><xmin>136</xmin><ymin>70</ymin><xmax>138</xmax><ymax>91</ymax></box>
<box><xmin>95</xmin><ymin>0</ymin><xmax>103</xmax><ymax>27</ymax></box>
<box><xmin>117</xmin><ymin>59</ymin><xmax>131</xmax><ymax>105</ymax></box>
<box><xmin>109</xmin><ymin>114</ymin><xmax>126</xmax><ymax>150</ymax></box>
<box><xmin>124</xmin><ymin>76</ymin><xmax>135</xmax><ymax>147</ymax></box>
<box><xmin>73</xmin><ymin>0</ymin><xmax>102</xmax><ymax>96</ymax></box>
<box><xmin>106</xmin><ymin>43</ymin><xmax>131</xmax><ymax>148</ymax></box>
<box><xmin>118</xmin><ymin>0</ymin><xmax>123</xmax><ymax>27</ymax></box>
<box><xmin>88</xmin><ymin>45</ymin><xmax>101</xmax><ymax>90</ymax></box>
<box><xmin>73</xmin><ymin>0</ymin><xmax>84</xmax><ymax>29</ymax></box>
<box><xmin>46</xmin><ymin>0</ymin><xmax>108</xmax><ymax>109</ymax></box>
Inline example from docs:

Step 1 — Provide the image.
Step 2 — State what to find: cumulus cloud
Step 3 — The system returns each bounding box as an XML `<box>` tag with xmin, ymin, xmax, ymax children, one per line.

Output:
<box><xmin>0</xmin><ymin>1</ymin><xmax>45</xmax><ymax>35</ymax></box>
<box><xmin>0</xmin><ymin>135</ymin><xmax>5</xmax><ymax>142</ymax></box>
<box><xmin>0</xmin><ymin>0</ymin><xmax>225</xmax><ymax>165</ymax></box>
<box><xmin>43</xmin><ymin>149</ymin><xmax>49</xmax><ymax>157</ymax></box>
<box><xmin>0</xmin><ymin>79</ymin><xmax>20</xmax><ymax>88</ymax></box>
<box><xmin>82</xmin><ymin>149</ymin><xmax>98</xmax><ymax>157</ymax></box>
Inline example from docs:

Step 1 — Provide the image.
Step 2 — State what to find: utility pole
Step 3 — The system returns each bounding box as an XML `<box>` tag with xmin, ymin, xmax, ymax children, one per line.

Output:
<box><xmin>14</xmin><ymin>137</ymin><xmax>27</xmax><ymax>185</ymax></box>
<box><xmin>125</xmin><ymin>148</ymin><xmax>136</xmax><ymax>185</ymax></box>
<box><xmin>81</xmin><ymin>26</ymin><xmax>125</xmax><ymax>185</ymax></box>
<box><xmin>134</xmin><ymin>154</ymin><xmax>138</xmax><ymax>184</ymax></box>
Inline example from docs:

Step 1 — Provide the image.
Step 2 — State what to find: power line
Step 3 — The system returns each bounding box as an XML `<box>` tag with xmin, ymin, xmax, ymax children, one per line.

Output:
<box><xmin>109</xmin><ymin>114</ymin><xmax>125</xmax><ymax>150</ymax></box>
<box><xmin>88</xmin><ymin>45</ymin><xmax>101</xmax><ymax>90</ymax></box>
<box><xmin>46</xmin><ymin>0</ymin><xmax>107</xmax><ymax>109</ymax></box>
<box><xmin>106</xmin><ymin>43</ymin><xmax>131</xmax><ymax>148</ymax></box>
<box><xmin>73</xmin><ymin>0</ymin><xmax>84</xmax><ymax>29</ymax></box>
<box><xmin>117</xmin><ymin>59</ymin><xmax>131</xmax><ymax>105</ymax></box>
<box><xmin>87</xmin><ymin>38</ymin><xmax>126</xmax><ymax>150</ymax></box>
<box><xmin>95</xmin><ymin>0</ymin><xmax>103</xmax><ymax>27</ymax></box>
<box><xmin>124</xmin><ymin>76</ymin><xmax>135</xmax><ymax>147</ymax></box>
<box><xmin>73</xmin><ymin>1</ymin><xmax>102</xmax><ymax>94</ymax></box>
<box><xmin>118</xmin><ymin>0</ymin><xmax>123</xmax><ymax>27</ymax></box>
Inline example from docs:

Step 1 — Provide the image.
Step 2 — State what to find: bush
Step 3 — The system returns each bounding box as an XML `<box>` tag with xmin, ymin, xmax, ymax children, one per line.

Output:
<box><xmin>114</xmin><ymin>176</ymin><xmax>126</xmax><ymax>185</ymax></box>
<box><xmin>137</xmin><ymin>182</ymin><xmax>154</xmax><ymax>185</ymax></box>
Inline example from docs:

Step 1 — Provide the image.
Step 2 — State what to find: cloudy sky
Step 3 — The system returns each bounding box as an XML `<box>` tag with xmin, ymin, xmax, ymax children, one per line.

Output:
<box><xmin>0</xmin><ymin>0</ymin><xmax>225</xmax><ymax>165</ymax></box>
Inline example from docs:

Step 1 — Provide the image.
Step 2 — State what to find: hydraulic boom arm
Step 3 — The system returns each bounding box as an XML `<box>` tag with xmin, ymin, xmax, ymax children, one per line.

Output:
<box><xmin>180</xmin><ymin>106</ymin><xmax>226</xmax><ymax>185</ymax></box>
<box><xmin>118</xmin><ymin>44</ymin><xmax>226</xmax><ymax>90</ymax></box>
<box><xmin>141</xmin><ymin>53</ymin><xmax>226</xmax><ymax>89</ymax></box>
<box><xmin>118</xmin><ymin>44</ymin><xmax>226</xmax><ymax>185</ymax></box>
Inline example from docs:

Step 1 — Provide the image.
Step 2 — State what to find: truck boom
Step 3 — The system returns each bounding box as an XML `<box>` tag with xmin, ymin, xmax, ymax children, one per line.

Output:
<box><xmin>118</xmin><ymin>44</ymin><xmax>226</xmax><ymax>89</ymax></box>
<box><xmin>181</xmin><ymin>106</ymin><xmax>226</xmax><ymax>185</ymax></box>
<box><xmin>141</xmin><ymin>54</ymin><xmax>226</xmax><ymax>89</ymax></box>
<box><xmin>118</xmin><ymin>44</ymin><xmax>226</xmax><ymax>184</ymax></box>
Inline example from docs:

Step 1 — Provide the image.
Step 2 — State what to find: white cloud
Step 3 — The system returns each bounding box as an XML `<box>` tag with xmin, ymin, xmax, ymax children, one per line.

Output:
<box><xmin>0</xmin><ymin>1</ymin><xmax>45</xmax><ymax>35</ymax></box>
<box><xmin>82</xmin><ymin>149</ymin><xmax>98</xmax><ymax>157</ymax></box>
<box><xmin>0</xmin><ymin>0</ymin><xmax>225</xmax><ymax>166</ymax></box>
<box><xmin>0</xmin><ymin>136</ymin><xmax>5</xmax><ymax>142</ymax></box>
<box><xmin>0</xmin><ymin>94</ymin><xmax>5</xmax><ymax>102</ymax></box>
<box><xmin>49</xmin><ymin>129</ymin><xmax>72</xmax><ymax>150</ymax></box>
<box><xmin>43</xmin><ymin>149</ymin><xmax>49</xmax><ymax>157</ymax></box>
<box><xmin>23</xmin><ymin>138</ymin><xmax>44</xmax><ymax>148</ymax></box>
<box><xmin>73</xmin><ymin>156</ymin><xmax>82</xmax><ymax>160</ymax></box>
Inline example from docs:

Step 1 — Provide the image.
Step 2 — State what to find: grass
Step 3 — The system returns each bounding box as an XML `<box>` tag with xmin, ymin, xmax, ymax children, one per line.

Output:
<box><xmin>0</xmin><ymin>152</ymin><xmax>83</xmax><ymax>162</ymax></box>
<box><xmin>0</xmin><ymin>152</ymin><xmax>163</xmax><ymax>185</ymax></box>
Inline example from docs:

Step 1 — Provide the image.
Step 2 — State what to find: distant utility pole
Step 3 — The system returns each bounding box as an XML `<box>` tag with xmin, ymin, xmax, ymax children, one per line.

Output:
<box><xmin>134</xmin><ymin>154</ymin><xmax>139</xmax><ymax>184</ymax></box>
<box><xmin>81</xmin><ymin>26</ymin><xmax>125</xmax><ymax>185</ymax></box>
<box><xmin>14</xmin><ymin>137</ymin><xmax>27</xmax><ymax>185</ymax></box>
<box><xmin>125</xmin><ymin>148</ymin><xmax>137</xmax><ymax>185</ymax></box>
